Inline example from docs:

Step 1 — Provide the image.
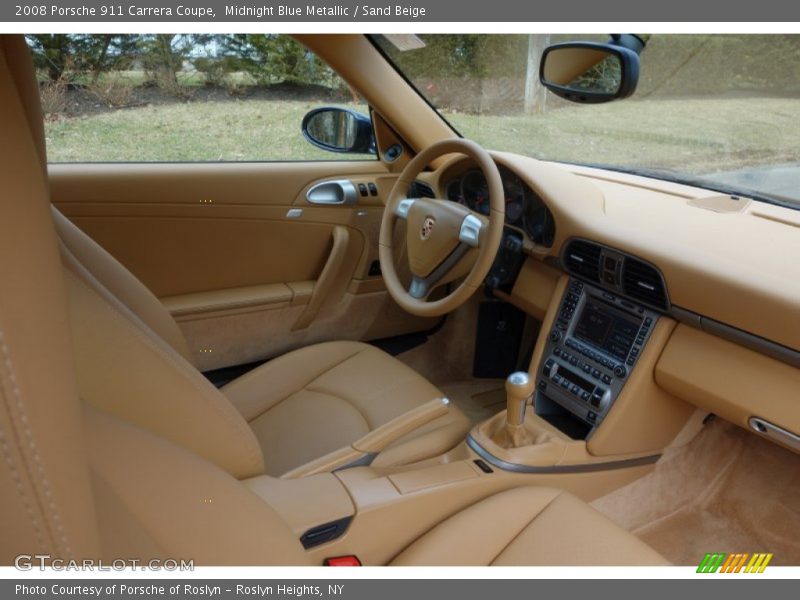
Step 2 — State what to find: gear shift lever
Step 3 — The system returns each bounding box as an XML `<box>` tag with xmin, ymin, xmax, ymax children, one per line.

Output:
<box><xmin>483</xmin><ymin>371</ymin><xmax>562</xmax><ymax>451</ymax></box>
<box><xmin>506</xmin><ymin>371</ymin><xmax>534</xmax><ymax>427</ymax></box>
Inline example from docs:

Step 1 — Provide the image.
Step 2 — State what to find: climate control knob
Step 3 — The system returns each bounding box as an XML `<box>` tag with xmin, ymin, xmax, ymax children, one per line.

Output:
<box><xmin>613</xmin><ymin>364</ymin><xmax>628</xmax><ymax>378</ymax></box>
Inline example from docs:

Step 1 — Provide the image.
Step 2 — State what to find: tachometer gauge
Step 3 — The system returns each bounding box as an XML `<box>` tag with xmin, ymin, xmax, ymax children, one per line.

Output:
<box><xmin>445</xmin><ymin>179</ymin><xmax>463</xmax><ymax>203</ymax></box>
<box><xmin>461</xmin><ymin>170</ymin><xmax>490</xmax><ymax>215</ymax></box>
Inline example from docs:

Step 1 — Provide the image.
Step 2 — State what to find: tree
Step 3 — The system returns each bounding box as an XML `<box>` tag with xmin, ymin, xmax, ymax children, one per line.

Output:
<box><xmin>139</xmin><ymin>35</ymin><xmax>195</xmax><ymax>91</ymax></box>
<box><xmin>222</xmin><ymin>35</ymin><xmax>334</xmax><ymax>86</ymax></box>
<box><xmin>26</xmin><ymin>34</ymin><xmax>138</xmax><ymax>82</ymax></box>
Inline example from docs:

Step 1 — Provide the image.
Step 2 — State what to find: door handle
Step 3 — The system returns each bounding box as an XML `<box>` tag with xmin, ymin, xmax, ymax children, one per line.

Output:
<box><xmin>306</xmin><ymin>179</ymin><xmax>358</xmax><ymax>205</ymax></box>
<box><xmin>292</xmin><ymin>225</ymin><xmax>350</xmax><ymax>331</ymax></box>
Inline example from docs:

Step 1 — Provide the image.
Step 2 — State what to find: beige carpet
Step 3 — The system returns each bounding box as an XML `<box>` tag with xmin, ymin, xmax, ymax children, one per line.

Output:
<box><xmin>395</xmin><ymin>296</ymin><xmax>481</xmax><ymax>387</ymax></box>
<box><xmin>592</xmin><ymin>418</ymin><xmax>800</xmax><ymax>565</ymax></box>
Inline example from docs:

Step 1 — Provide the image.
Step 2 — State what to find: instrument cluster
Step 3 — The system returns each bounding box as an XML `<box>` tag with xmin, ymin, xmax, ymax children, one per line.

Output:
<box><xmin>444</xmin><ymin>165</ymin><xmax>555</xmax><ymax>247</ymax></box>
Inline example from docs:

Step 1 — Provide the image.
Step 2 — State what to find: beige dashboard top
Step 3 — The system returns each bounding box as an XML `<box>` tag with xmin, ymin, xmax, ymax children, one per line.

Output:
<box><xmin>422</xmin><ymin>152</ymin><xmax>800</xmax><ymax>352</ymax></box>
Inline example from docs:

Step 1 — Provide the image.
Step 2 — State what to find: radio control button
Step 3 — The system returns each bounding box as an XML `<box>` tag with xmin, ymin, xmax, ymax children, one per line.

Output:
<box><xmin>591</xmin><ymin>368</ymin><xmax>601</xmax><ymax>379</ymax></box>
<box><xmin>553</xmin><ymin>347</ymin><xmax>562</xmax><ymax>357</ymax></box>
<box><xmin>587</xmin><ymin>411</ymin><xmax>597</xmax><ymax>422</ymax></box>
<box><xmin>581</xmin><ymin>391</ymin><xmax>591</xmax><ymax>401</ymax></box>
<box><xmin>626</xmin><ymin>357</ymin><xmax>635</xmax><ymax>366</ymax></box>
<box><xmin>613</xmin><ymin>364</ymin><xmax>628</xmax><ymax>378</ymax></box>
<box><xmin>550</xmin><ymin>329</ymin><xmax>562</xmax><ymax>343</ymax></box>
<box><xmin>602</xmin><ymin>374</ymin><xmax>612</xmax><ymax>385</ymax></box>
<box><xmin>570</xmin><ymin>384</ymin><xmax>580</xmax><ymax>395</ymax></box>
<box><xmin>582</xmin><ymin>364</ymin><xmax>592</xmax><ymax>374</ymax></box>
<box><xmin>569</xmin><ymin>356</ymin><xmax>579</xmax><ymax>367</ymax></box>
<box><xmin>560</xmin><ymin>379</ymin><xmax>570</xmax><ymax>389</ymax></box>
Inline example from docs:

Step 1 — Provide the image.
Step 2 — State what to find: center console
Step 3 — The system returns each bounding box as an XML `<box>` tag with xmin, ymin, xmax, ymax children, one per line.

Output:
<box><xmin>536</xmin><ymin>278</ymin><xmax>659</xmax><ymax>431</ymax></box>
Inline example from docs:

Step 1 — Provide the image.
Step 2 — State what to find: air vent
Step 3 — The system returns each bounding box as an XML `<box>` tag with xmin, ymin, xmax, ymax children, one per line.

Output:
<box><xmin>563</xmin><ymin>240</ymin><xmax>602</xmax><ymax>283</ymax></box>
<box><xmin>408</xmin><ymin>180</ymin><xmax>436</xmax><ymax>199</ymax></box>
<box><xmin>623</xmin><ymin>258</ymin><xmax>668</xmax><ymax>309</ymax></box>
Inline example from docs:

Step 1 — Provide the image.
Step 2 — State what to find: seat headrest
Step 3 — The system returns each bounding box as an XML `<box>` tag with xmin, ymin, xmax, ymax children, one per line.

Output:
<box><xmin>0</xmin><ymin>36</ymin><xmax>46</xmax><ymax>175</ymax></box>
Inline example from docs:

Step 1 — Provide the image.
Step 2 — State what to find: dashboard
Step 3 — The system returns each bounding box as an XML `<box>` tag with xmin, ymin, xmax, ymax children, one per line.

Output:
<box><xmin>425</xmin><ymin>150</ymin><xmax>800</xmax><ymax>462</ymax></box>
<box><xmin>444</xmin><ymin>165</ymin><xmax>556</xmax><ymax>247</ymax></box>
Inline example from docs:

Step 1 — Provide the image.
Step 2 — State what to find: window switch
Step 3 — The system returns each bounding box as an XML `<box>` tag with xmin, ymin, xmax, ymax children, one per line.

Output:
<box><xmin>368</xmin><ymin>182</ymin><xmax>378</xmax><ymax>196</ymax></box>
<box><xmin>357</xmin><ymin>183</ymin><xmax>368</xmax><ymax>196</ymax></box>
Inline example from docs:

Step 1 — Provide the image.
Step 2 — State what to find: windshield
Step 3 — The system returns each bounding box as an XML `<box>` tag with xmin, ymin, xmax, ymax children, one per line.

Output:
<box><xmin>373</xmin><ymin>34</ymin><xmax>800</xmax><ymax>209</ymax></box>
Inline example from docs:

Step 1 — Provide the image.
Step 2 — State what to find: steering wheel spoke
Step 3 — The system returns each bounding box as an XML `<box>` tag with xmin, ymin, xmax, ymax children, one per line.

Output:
<box><xmin>407</xmin><ymin>243</ymin><xmax>472</xmax><ymax>300</ymax></box>
<box><xmin>408</xmin><ymin>276</ymin><xmax>429</xmax><ymax>299</ymax></box>
<box><xmin>458</xmin><ymin>213</ymin><xmax>483</xmax><ymax>247</ymax></box>
<box><xmin>395</xmin><ymin>198</ymin><xmax>416</xmax><ymax>219</ymax></box>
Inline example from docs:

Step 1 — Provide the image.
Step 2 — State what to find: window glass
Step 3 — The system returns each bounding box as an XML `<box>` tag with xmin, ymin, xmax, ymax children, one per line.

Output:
<box><xmin>375</xmin><ymin>34</ymin><xmax>800</xmax><ymax>209</ymax></box>
<box><xmin>28</xmin><ymin>34</ymin><xmax>375</xmax><ymax>162</ymax></box>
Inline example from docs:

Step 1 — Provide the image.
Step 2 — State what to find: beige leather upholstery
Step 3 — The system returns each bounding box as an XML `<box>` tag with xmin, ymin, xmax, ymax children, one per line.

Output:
<box><xmin>223</xmin><ymin>341</ymin><xmax>470</xmax><ymax>476</ymax></box>
<box><xmin>86</xmin><ymin>406</ymin><xmax>310</xmax><ymax>565</ymax></box>
<box><xmin>392</xmin><ymin>487</ymin><xmax>668</xmax><ymax>565</ymax></box>
<box><xmin>60</xmin><ymin>227</ymin><xmax>470</xmax><ymax>476</ymax></box>
<box><xmin>54</xmin><ymin>208</ymin><xmax>193</xmax><ymax>362</ymax></box>
<box><xmin>1</xmin><ymin>35</ymin><xmax>668</xmax><ymax>568</ymax></box>
<box><xmin>61</xmin><ymin>242</ymin><xmax>266</xmax><ymax>479</ymax></box>
<box><xmin>0</xmin><ymin>34</ymin><xmax>102</xmax><ymax>564</ymax></box>
<box><xmin>51</xmin><ymin>169</ymin><xmax>471</xmax><ymax>477</ymax></box>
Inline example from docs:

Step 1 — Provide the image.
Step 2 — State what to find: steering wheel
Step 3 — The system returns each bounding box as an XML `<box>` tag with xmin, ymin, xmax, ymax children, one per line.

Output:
<box><xmin>379</xmin><ymin>138</ymin><xmax>505</xmax><ymax>317</ymax></box>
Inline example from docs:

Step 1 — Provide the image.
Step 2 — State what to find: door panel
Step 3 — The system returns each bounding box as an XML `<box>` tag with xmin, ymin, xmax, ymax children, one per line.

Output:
<box><xmin>51</xmin><ymin>161</ymin><xmax>437</xmax><ymax>370</ymax></box>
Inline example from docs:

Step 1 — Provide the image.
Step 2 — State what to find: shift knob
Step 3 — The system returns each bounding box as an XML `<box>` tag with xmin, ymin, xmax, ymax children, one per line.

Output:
<box><xmin>506</xmin><ymin>371</ymin><xmax>534</xmax><ymax>427</ymax></box>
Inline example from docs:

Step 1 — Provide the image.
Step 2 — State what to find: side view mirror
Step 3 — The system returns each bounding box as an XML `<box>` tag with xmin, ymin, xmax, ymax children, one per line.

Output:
<box><xmin>301</xmin><ymin>107</ymin><xmax>376</xmax><ymax>154</ymax></box>
<box><xmin>539</xmin><ymin>42</ymin><xmax>640</xmax><ymax>104</ymax></box>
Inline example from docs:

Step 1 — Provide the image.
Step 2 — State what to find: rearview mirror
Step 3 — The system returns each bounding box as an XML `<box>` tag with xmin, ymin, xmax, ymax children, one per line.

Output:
<box><xmin>540</xmin><ymin>42</ymin><xmax>640</xmax><ymax>103</ymax></box>
<box><xmin>301</xmin><ymin>107</ymin><xmax>375</xmax><ymax>154</ymax></box>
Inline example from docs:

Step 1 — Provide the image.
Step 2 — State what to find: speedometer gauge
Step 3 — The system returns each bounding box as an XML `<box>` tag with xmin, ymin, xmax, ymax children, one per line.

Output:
<box><xmin>503</xmin><ymin>174</ymin><xmax>526</xmax><ymax>225</ymax></box>
<box><xmin>461</xmin><ymin>170</ymin><xmax>490</xmax><ymax>215</ymax></box>
<box><xmin>506</xmin><ymin>200</ymin><xmax>524</xmax><ymax>223</ymax></box>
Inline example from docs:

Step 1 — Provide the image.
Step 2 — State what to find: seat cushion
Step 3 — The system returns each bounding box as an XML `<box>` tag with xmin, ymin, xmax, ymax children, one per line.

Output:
<box><xmin>391</xmin><ymin>486</ymin><xmax>669</xmax><ymax>566</ymax></box>
<box><xmin>222</xmin><ymin>341</ymin><xmax>471</xmax><ymax>476</ymax></box>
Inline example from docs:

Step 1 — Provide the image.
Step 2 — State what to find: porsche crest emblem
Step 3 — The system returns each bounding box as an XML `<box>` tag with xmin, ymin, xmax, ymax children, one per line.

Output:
<box><xmin>421</xmin><ymin>217</ymin><xmax>436</xmax><ymax>240</ymax></box>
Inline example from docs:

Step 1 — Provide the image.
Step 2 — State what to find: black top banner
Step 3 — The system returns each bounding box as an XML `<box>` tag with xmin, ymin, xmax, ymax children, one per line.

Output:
<box><xmin>5</xmin><ymin>0</ymin><xmax>800</xmax><ymax>22</ymax></box>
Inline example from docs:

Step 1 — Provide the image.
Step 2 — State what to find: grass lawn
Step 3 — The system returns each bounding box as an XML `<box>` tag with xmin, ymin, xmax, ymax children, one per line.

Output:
<box><xmin>45</xmin><ymin>100</ymin><xmax>373</xmax><ymax>162</ymax></box>
<box><xmin>44</xmin><ymin>96</ymin><xmax>800</xmax><ymax>176</ymax></box>
<box><xmin>450</xmin><ymin>96</ymin><xmax>800</xmax><ymax>175</ymax></box>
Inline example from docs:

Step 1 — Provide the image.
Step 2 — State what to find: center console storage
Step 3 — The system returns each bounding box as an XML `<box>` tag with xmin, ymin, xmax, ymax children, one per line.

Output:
<box><xmin>536</xmin><ymin>278</ymin><xmax>659</xmax><ymax>434</ymax></box>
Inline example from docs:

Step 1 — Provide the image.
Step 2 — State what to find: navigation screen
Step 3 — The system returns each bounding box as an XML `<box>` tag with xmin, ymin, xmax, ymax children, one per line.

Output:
<box><xmin>573</xmin><ymin>299</ymin><xmax>641</xmax><ymax>361</ymax></box>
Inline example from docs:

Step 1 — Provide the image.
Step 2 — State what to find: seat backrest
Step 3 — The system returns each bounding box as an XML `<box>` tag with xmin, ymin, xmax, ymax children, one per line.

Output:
<box><xmin>53</xmin><ymin>207</ymin><xmax>194</xmax><ymax>362</ymax></box>
<box><xmin>0</xmin><ymin>34</ymin><xmax>308</xmax><ymax>566</ymax></box>
<box><xmin>60</xmin><ymin>231</ymin><xmax>266</xmax><ymax>478</ymax></box>
<box><xmin>0</xmin><ymin>34</ymin><xmax>102</xmax><ymax>564</ymax></box>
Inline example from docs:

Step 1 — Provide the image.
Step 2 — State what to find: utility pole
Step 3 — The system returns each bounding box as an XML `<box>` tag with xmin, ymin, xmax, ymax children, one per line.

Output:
<box><xmin>524</xmin><ymin>34</ymin><xmax>549</xmax><ymax>114</ymax></box>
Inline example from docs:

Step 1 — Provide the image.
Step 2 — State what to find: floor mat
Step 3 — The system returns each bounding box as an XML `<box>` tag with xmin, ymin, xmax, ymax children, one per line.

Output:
<box><xmin>591</xmin><ymin>418</ymin><xmax>800</xmax><ymax>565</ymax></box>
<box><xmin>440</xmin><ymin>380</ymin><xmax>506</xmax><ymax>424</ymax></box>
